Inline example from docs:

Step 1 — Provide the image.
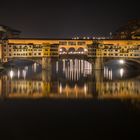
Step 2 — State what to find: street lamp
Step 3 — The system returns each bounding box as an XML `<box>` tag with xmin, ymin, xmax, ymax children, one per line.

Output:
<box><xmin>119</xmin><ymin>59</ymin><xmax>125</xmax><ymax>65</ymax></box>
<box><xmin>84</xmin><ymin>48</ymin><xmax>88</xmax><ymax>52</ymax></box>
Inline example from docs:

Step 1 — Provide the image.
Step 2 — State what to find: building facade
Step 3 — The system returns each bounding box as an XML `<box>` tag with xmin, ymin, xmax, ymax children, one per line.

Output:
<box><xmin>1</xmin><ymin>39</ymin><xmax>59</xmax><ymax>62</ymax></box>
<box><xmin>88</xmin><ymin>40</ymin><xmax>140</xmax><ymax>58</ymax></box>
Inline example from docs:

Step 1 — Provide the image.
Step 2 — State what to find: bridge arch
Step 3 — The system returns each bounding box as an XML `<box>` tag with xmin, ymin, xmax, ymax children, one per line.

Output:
<box><xmin>104</xmin><ymin>58</ymin><xmax>140</xmax><ymax>65</ymax></box>
<box><xmin>68</xmin><ymin>47</ymin><xmax>76</xmax><ymax>54</ymax></box>
<box><xmin>59</xmin><ymin>47</ymin><xmax>67</xmax><ymax>54</ymax></box>
<box><xmin>76</xmin><ymin>47</ymin><xmax>84</xmax><ymax>54</ymax></box>
<box><xmin>126</xmin><ymin>58</ymin><xmax>140</xmax><ymax>64</ymax></box>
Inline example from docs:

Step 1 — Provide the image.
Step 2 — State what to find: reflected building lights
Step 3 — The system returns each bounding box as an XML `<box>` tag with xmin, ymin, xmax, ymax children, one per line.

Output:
<box><xmin>84</xmin><ymin>84</ymin><xmax>87</xmax><ymax>95</ymax></box>
<box><xmin>104</xmin><ymin>67</ymin><xmax>112</xmax><ymax>80</ymax></box>
<box><xmin>33</xmin><ymin>63</ymin><xmax>37</xmax><ymax>72</ymax></box>
<box><xmin>25</xmin><ymin>66</ymin><xmax>28</xmax><ymax>71</ymax></box>
<box><xmin>63</xmin><ymin>59</ymin><xmax>65</xmax><ymax>72</ymax></box>
<box><xmin>104</xmin><ymin>67</ymin><xmax>108</xmax><ymax>78</ymax></box>
<box><xmin>22</xmin><ymin>70</ymin><xmax>27</xmax><ymax>79</ymax></box>
<box><xmin>119</xmin><ymin>68</ymin><xmax>124</xmax><ymax>78</ymax></box>
<box><xmin>18</xmin><ymin>69</ymin><xmax>20</xmax><ymax>79</ymax></box>
<box><xmin>108</xmin><ymin>70</ymin><xmax>112</xmax><ymax>80</ymax></box>
<box><xmin>106</xmin><ymin>68</ymin><xmax>108</xmax><ymax>78</ymax></box>
<box><xmin>81</xmin><ymin>60</ymin><xmax>83</xmax><ymax>74</ymax></box>
<box><xmin>1</xmin><ymin>59</ymin><xmax>140</xmax><ymax>100</ymax></box>
<box><xmin>9</xmin><ymin>70</ymin><xmax>14</xmax><ymax>79</ymax></box>
<box><xmin>58</xmin><ymin>83</ymin><xmax>89</xmax><ymax>98</ymax></box>
<box><xmin>57</xmin><ymin>59</ymin><xmax>92</xmax><ymax>81</ymax></box>
<box><xmin>59</xmin><ymin>83</ymin><xmax>62</xmax><ymax>94</ymax></box>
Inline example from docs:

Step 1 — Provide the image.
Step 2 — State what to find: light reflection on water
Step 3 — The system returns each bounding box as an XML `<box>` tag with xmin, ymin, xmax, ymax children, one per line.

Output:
<box><xmin>0</xmin><ymin>59</ymin><xmax>140</xmax><ymax>103</ymax></box>
<box><xmin>59</xmin><ymin>59</ymin><xmax>92</xmax><ymax>81</ymax></box>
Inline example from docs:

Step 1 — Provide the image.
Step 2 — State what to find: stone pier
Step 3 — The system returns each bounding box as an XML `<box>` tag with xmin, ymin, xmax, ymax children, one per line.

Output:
<box><xmin>94</xmin><ymin>57</ymin><xmax>104</xmax><ymax>70</ymax></box>
<box><xmin>42</xmin><ymin>57</ymin><xmax>51</xmax><ymax>69</ymax></box>
<box><xmin>42</xmin><ymin>70</ymin><xmax>51</xmax><ymax>96</ymax></box>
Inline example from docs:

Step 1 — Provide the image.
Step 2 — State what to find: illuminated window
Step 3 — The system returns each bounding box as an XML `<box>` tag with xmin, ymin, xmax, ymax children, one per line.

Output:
<box><xmin>77</xmin><ymin>42</ymin><xmax>86</xmax><ymax>45</ymax></box>
<box><xmin>59</xmin><ymin>42</ymin><xmax>67</xmax><ymax>45</ymax></box>
<box><xmin>68</xmin><ymin>42</ymin><xmax>76</xmax><ymax>45</ymax></box>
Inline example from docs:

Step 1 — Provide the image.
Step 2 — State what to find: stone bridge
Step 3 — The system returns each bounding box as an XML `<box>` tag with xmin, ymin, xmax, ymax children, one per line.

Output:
<box><xmin>1</xmin><ymin>39</ymin><xmax>140</xmax><ymax>69</ymax></box>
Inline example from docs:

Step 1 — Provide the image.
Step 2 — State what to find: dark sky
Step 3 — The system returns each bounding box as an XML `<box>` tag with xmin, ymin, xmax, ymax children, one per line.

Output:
<box><xmin>0</xmin><ymin>0</ymin><xmax>139</xmax><ymax>38</ymax></box>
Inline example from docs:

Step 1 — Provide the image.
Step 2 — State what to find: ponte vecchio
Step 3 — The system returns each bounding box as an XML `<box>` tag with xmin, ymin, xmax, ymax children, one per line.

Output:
<box><xmin>0</xmin><ymin>38</ymin><xmax>140</xmax><ymax>69</ymax></box>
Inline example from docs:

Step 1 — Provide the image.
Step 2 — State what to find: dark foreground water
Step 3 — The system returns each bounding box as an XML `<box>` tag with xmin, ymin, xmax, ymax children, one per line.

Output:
<box><xmin>0</xmin><ymin>59</ymin><xmax>140</xmax><ymax>139</ymax></box>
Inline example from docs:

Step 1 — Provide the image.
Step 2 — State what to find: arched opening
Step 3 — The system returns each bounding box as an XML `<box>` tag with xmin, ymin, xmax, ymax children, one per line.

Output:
<box><xmin>104</xmin><ymin>58</ymin><xmax>140</xmax><ymax>70</ymax></box>
<box><xmin>76</xmin><ymin>47</ymin><xmax>85</xmax><ymax>54</ymax></box>
<box><xmin>68</xmin><ymin>47</ymin><xmax>76</xmax><ymax>54</ymax></box>
<box><xmin>59</xmin><ymin>47</ymin><xmax>67</xmax><ymax>55</ymax></box>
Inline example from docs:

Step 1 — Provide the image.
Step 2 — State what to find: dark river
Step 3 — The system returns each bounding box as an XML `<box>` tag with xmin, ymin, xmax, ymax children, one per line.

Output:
<box><xmin>0</xmin><ymin>59</ymin><xmax>140</xmax><ymax>139</ymax></box>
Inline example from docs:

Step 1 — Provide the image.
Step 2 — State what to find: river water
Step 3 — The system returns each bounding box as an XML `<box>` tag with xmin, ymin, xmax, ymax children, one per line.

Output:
<box><xmin>0</xmin><ymin>59</ymin><xmax>140</xmax><ymax>138</ymax></box>
<box><xmin>0</xmin><ymin>59</ymin><xmax>140</xmax><ymax>100</ymax></box>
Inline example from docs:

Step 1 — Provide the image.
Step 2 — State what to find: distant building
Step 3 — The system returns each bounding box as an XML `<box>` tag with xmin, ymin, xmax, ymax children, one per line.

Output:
<box><xmin>113</xmin><ymin>19</ymin><xmax>140</xmax><ymax>39</ymax></box>
<box><xmin>0</xmin><ymin>25</ymin><xmax>21</xmax><ymax>39</ymax></box>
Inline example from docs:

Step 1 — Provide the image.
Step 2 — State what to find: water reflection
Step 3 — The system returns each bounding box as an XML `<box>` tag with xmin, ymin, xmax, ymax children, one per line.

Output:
<box><xmin>119</xmin><ymin>68</ymin><xmax>124</xmax><ymax>78</ymax></box>
<box><xmin>0</xmin><ymin>59</ymin><xmax>140</xmax><ymax>101</ymax></box>
<box><xmin>59</xmin><ymin>59</ymin><xmax>92</xmax><ymax>81</ymax></box>
<box><xmin>9</xmin><ymin>70</ymin><xmax>14</xmax><ymax>79</ymax></box>
<box><xmin>18</xmin><ymin>69</ymin><xmax>20</xmax><ymax>78</ymax></box>
<box><xmin>104</xmin><ymin>67</ymin><xmax>113</xmax><ymax>80</ymax></box>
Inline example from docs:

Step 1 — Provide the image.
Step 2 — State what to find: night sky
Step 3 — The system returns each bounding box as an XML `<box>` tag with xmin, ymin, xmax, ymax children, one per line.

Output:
<box><xmin>0</xmin><ymin>0</ymin><xmax>139</xmax><ymax>38</ymax></box>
